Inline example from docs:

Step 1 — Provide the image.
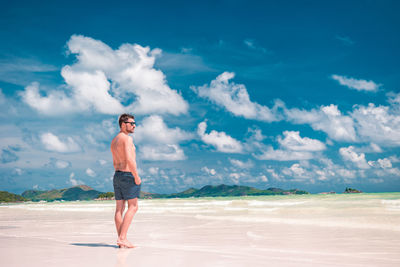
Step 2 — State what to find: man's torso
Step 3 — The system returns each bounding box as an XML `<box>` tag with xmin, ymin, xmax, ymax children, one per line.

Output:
<box><xmin>111</xmin><ymin>133</ymin><xmax>136</xmax><ymax>173</ymax></box>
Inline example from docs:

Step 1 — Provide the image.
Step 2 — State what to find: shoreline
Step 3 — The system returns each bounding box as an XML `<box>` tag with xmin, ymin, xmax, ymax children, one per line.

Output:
<box><xmin>2</xmin><ymin>191</ymin><xmax>399</xmax><ymax>205</ymax></box>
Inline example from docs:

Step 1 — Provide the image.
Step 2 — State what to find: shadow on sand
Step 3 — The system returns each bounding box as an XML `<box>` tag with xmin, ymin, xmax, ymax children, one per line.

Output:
<box><xmin>70</xmin><ymin>243</ymin><xmax>119</xmax><ymax>248</ymax></box>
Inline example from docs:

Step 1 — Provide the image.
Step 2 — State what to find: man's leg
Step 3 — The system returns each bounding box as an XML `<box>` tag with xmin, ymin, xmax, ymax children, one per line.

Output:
<box><xmin>115</xmin><ymin>200</ymin><xmax>126</xmax><ymax>237</ymax></box>
<box><xmin>117</xmin><ymin>198</ymin><xmax>138</xmax><ymax>248</ymax></box>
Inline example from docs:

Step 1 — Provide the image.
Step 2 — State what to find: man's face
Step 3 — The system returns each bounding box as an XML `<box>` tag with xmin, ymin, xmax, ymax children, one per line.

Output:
<box><xmin>124</xmin><ymin>119</ymin><xmax>136</xmax><ymax>133</ymax></box>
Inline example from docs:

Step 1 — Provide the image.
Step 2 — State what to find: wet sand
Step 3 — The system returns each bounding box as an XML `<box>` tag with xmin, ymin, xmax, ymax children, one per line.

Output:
<box><xmin>1</xmin><ymin>195</ymin><xmax>400</xmax><ymax>267</ymax></box>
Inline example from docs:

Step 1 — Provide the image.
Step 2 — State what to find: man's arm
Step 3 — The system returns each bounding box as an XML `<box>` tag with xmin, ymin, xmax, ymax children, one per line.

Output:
<box><xmin>111</xmin><ymin>143</ymin><xmax>117</xmax><ymax>170</ymax></box>
<box><xmin>124</xmin><ymin>136</ymin><xmax>141</xmax><ymax>185</ymax></box>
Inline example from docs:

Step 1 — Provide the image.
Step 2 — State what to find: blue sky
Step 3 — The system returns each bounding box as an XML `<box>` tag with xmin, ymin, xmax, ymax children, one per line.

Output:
<box><xmin>1</xmin><ymin>0</ymin><xmax>399</xmax><ymax>194</ymax></box>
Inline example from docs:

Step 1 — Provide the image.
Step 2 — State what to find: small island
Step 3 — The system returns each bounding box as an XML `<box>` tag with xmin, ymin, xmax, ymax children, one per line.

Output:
<box><xmin>344</xmin><ymin>187</ymin><xmax>363</xmax><ymax>193</ymax></box>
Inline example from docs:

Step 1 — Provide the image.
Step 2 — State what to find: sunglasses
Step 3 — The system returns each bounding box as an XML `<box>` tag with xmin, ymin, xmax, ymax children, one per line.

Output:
<box><xmin>124</xmin><ymin>121</ymin><xmax>136</xmax><ymax>126</ymax></box>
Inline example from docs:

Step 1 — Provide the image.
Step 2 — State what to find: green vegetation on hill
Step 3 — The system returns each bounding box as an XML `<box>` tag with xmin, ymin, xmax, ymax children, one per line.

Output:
<box><xmin>62</xmin><ymin>187</ymin><xmax>102</xmax><ymax>200</ymax></box>
<box><xmin>0</xmin><ymin>191</ymin><xmax>27</xmax><ymax>202</ymax></box>
<box><xmin>21</xmin><ymin>190</ymin><xmax>47</xmax><ymax>199</ymax></box>
<box><xmin>141</xmin><ymin>184</ymin><xmax>309</xmax><ymax>199</ymax></box>
<box><xmin>3</xmin><ymin>184</ymin><xmax>310</xmax><ymax>202</ymax></box>
<box><xmin>21</xmin><ymin>185</ymin><xmax>102</xmax><ymax>201</ymax></box>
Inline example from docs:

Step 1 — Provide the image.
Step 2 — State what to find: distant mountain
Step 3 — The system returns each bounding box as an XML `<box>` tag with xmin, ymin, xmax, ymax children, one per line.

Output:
<box><xmin>141</xmin><ymin>184</ymin><xmax>309</xmax><ymax>199</ymax></box>
<box><xmin>0</xmin><ymin>191</ymin><xmax>27</xmax><ymax>202</ymax></box>
<box><xmin>21</xmin><ymin>190</ymin><xmax>48</xmax><ymax>199</ymax></box>
<box><xmin>5</xmin><ymin>184</ymin><xmax>309</xmax><ymax>202</ymax></box>
<box><xmin>21</xmin><ymin>185</ymin><xmax>102</xmax><ymax>201</ymax></box>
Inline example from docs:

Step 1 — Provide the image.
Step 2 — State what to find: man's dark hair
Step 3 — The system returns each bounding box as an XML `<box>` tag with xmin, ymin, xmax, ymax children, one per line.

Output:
<box><xmin>118</xmin><ymin>113</ymin><xmax>135</xmax><ymax>128</ymax></box>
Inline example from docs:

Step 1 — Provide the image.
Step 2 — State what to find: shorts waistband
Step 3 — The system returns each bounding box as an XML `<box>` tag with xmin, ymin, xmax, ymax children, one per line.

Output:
<box><xmin>115</xmin><ymin>170</ymin><xmax>132</xmax><ymax>174</ymax></box>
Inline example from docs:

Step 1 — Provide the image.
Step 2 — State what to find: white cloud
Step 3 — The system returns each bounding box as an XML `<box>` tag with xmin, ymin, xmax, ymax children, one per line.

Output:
<box><xmin>374</xmin><ymin>167</ymin><xmax>400</xmax><ymax>177</ymax></box>
<box><xmin>85</xmin><ymin>119</ymin><xmax>118</xmax><ymax>148</ymax></box>
<box><xmin>155</xmin><ymin>51</ymin><xmax>212</xmax><ymax>74</ymax></box>
<box><xmin>197</xmin><ymin>121</ymin><xmax>243</xmax><ymax>153</ymax></box>
<box><xmin>389</xmin><ymin>155</ymin><xmax>400</xmax><ymax>163</ymax></box>
<box><xmin>331</xmin><ymin>74</ymin><xmax>380</xmax><ymax>92</ymax></box>
<box><xmin>266</xmin><ymin>168</ymin><xmax>282</xmax><ymax>181</ymax></box>
<box><xmin>335</xmin><ymin>35</ymin><xmax>355</xmax><ymax>46</ymax></box>
<box><xmin>56</xmin><ymin>161</ymin><xmax>70</xmax><ymax>169</ymax></box>
<box><xmin>339</xmin><ymin>146</ymin><xmax>370</xmax><ymax>169</ymax></box>
<box><xmin>282</xmin><ymin>163</ymin><xmax>315</xmax><ymax>182</ymax></box>
<box><xmin>180</xmin><ymin>47</ymin><xmax>193</xmax><ymax>53</ymax></box>
<box><xmin>0</xmin><ymin>57</ymin><xmax>58</xmax><ymax>86</ymax></box>
<box><xmin>148</xmin><ymin>167</ymin><xmax>159</xmax><ymax>175</ymax></box>
<box><xmin>135</xmin><ymin>115</ymin><xmax>192</xmax><ymax>144</ymax></box>
<box><xmin>280</xmin><ymin>157</ymin><xmax>364</xmax><ymax>182</ymax></box>
<box><xmin>40</xmin><ymin>132</ymin><xmax>80</xmax><ymax>153</ymax></box>
<box><xmin>388</xmin><ymin>91</ymin><xmax>400</xmax><ymax>105</ymax></box>
<box><xmin>229</xmin><ymin>172</ymin><xmax>246</xmax><ymax>184</ymax></box>
<box><xmin>369</xmin><ymin>143</ymin><xmax>383</xmax><ymax>153</ymax></box>
<box><xmin>201</xmin><ymin>166</ymin><xmax>216</xmax><ymax>175</ymax></box>
<box><xmin>140</xmin><ymin>144</ymin><xmax>186</xmax><ymax>161</ymax></box>
<box><xmin>246</xmin><ymin>128</ymin><xmax>324</xmax><ymax>162</ymax></box>
<box><xmin>44</xmin><ymin>158</ymin><xmax>71</xmax><ymax>169</ymax></box>
<box><xmin>285</xmin><ymin>104</ymin><xmax>357</xmax><ymax>142</ymax></box>
<box><xmin>368</xmin><ymin>158</ymin><xmax>393</xmax><ymax>169</ymax></box>
<box><xmin>97</xmin><ymin>159</ymin><xmax>107</xmax><ymax>165</ymax></box>
<box><xmin>20</xmin><ymin>35</ymin><xmax>188</xmax><ymax>116</ymax></box>
<box><xmin>192</xmin><ymin>72</ymin><xmax>281</xmax><ymax>122</ymax></box>
<box><xmin>314</xmin><ymin>170</ymin><xmax>330</xmax><ymax>181</ymax></box>
<box><xmin>285</xmin><ymin>93</ymin><xmax>400</xmax><ymax>147</ymax></box>
<box><xmin>243</xmin><ymin>39</ymin><xmax>268</xmax><ymax>53</ymax></box>
<box><xmin>312</xmin><ymin>158</ymin><xmax>337</xmax><ymax>181</ymax></box>
<box><xmin>61</xmin><ymin>67</ymin><xmax>124</xmax><ymax>114</ymax></box>
<box><xmin>86</xmin><ymin>168</ymin><xmax>96</xmax><ymax>177</ymax></box>
<box><xmin>229</xmin><ymin>173</ymin><xmax>241</xmax><ymax>179</ymax></box>
<box><xmin>314</xmin><ymin>157</ymin><xmax>363</xmax><ymax>181</ymax></box>
<box><xmin>259</xmin><ymin>175</ymin><xmax>268</xmax><ymax>182</ymax></box>
<box><xmin>229</xmin><ymin>158</ymin><xmax>254</xmax><ymax>169</ymax></box>
<box><xmin>336</xmin><ymin>168</ymin><xmax>357</xmax><ymax>179</ymax></box>
<box><xmin>244</xmin><ymin>39</ymin><xmax>256</xmax><ymax>49</ymax></box>
<box><xmin>351</xmin><ymin>102</ymin><xmax>400</xmax><ymax>146</ymax></box>
<box><xmin>285</xmin><ymin>163</ymin><xmax>306</xmax><ymax>177</ymax></box>
<box><xmin>369</xmin><ymin>178</ymin><xmax>384</xmax><ymax>183</ymax></box>
<box><xmin>242</xmin><ymin>127</ymin><xmax>267</xmax><ymax>152</ymax></box>
<box><xmin>377</xmin><ymin>158</ymin><xmax>392</xmax><ymax>169</ymax></box>
<box><xmin>69</xmin><ymin>172</ymin><xmax>84</xmax><ymax>186</ymax></box>
<box><xmin>255</xmin><ymin>146</ymin><xmax>313</xmax><ymax>161</ymax></box>
<box><xmin>13</xmin><ymin>168</ymin><xmax>23</xmax><ymax>175</ymax></box>
<box><xmin>386</xmin><ymin>168</ymin><xmax>400</xmax><ymax>176</ymax></box>
<box><xmin>0</xmin><ymin>58</ymin><xmax>57</xmax><ymax>73</ymax></box>
<box><xmin>21</xmin><ymin>82</ymin><xmax>77</xmax><ymax>115</ymax></box>
<box><xmin>136</xmin><ymin>115</ymin><xmax>192</xmax><ymax>161</ymax></box>
<box><xmin>278</xmin><ymin>131</ymin><xmax>326</xmax><ymax>151</ymax></box>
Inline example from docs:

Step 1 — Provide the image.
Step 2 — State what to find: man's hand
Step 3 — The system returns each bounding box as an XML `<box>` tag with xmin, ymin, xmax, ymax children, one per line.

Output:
<box><xmin>135</xmin><ymin>176</ymin><xmax>142</xmax><ymax>185</ymax></box>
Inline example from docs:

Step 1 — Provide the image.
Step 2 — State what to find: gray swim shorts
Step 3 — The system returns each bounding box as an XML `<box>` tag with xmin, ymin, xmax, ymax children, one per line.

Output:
<box><xmin>113</xmin><ymin>171</ymin><xmax>141</xmax><ymax>200</ymax></box>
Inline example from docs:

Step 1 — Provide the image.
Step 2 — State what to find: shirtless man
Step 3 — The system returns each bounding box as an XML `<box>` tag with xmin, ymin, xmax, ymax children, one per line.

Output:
<box><xmin>110</xmin><ymin>113</ymin><xmax>142</xmax><ymax>248</ymax></box>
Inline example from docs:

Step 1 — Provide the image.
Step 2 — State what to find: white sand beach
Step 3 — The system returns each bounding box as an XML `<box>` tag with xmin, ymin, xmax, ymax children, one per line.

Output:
<box><xmin>1</xmin><ymin>193</ymin><xmax>400</xmax><ymax>267</ymax></box>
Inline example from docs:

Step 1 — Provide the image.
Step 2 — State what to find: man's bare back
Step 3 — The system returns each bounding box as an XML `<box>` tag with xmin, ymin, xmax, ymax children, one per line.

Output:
<box><xmin>111</xmin><ymin>133</ymin><xmax>141</xmax><ymax>185</ymax></box>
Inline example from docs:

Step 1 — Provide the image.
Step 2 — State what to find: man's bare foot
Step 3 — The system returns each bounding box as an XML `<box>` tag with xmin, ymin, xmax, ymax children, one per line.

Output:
<box><xmin>117</xmin><ymin>238</ymin><xmax>135</xmax><ymax>248</ymax></box>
